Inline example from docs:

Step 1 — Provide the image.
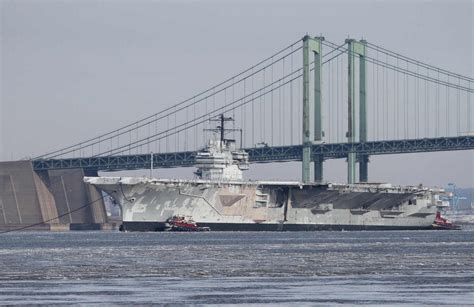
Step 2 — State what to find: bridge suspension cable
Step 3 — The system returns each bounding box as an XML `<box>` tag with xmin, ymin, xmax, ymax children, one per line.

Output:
<box><xmin>92</xmin><ymin>67</ymin><xmax>304</xmax><ymax>156</ymax></box>
<box><xmin>323</xmin><ymin>38</ymin><xmax>473</xmax><ymax>142</ymax></box>
<box><xmin>38</xmin><ymin>37</ymin><xmax>348</xmax><ymax>159</ymax></box>
<box><xmin>34</xmin><ymin>36</ymin><xmax>473</xmax><ymax>161</ymax></box>
<box><xmin>102</xmin><ymin>41</ymin><xmax>350</xmax><ymax>156</ymax></box>
<box><xmin>366</xmin><ymin>42</ymin><xmax>474</xmax><ymax>83</ymax></box>
<box><xmin>323</xmin><ymin>40</ymin><xmax>473</xmax><ymax>92</ymax></box>
<box><xmin>35</xmin><ymin>39</ymin><xmax>302</xmax><ymax>159</ymax></box>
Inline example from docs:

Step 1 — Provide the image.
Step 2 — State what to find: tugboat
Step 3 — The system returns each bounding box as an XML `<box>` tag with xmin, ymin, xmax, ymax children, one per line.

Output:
<box><xmin>165</xmin><ymin>216</ymin><xmax>210</xmax><ymax>232</ymax></box>
<box><xmin>432</xmin><ymin>212</ymin><xmax>461</xmax><ymax>230</ymax></box>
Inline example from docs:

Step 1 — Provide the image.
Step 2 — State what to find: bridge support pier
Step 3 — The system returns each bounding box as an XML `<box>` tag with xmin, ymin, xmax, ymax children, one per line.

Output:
<box><xmin>346</xmin><ymin>38</ymin><xmax>366</xmax><ymax>184</ymax></box>
<box><xmin>359</xmin><ymin>155</ymin><xmax>369</xmax><ymax>182</ymax></box>
<box><xmin>314</xmin><ymin>154</ymin><xmax>324</xmax><ymax>183</ymax></box>
<box><xmin>302</xmin><ymin>145</ymin><xmax>311</xmax><ymax>182</ymax></box>
<box><xmin>358</xmin><ymin>40</ymin><xmax>368</xmax><ymax>182</ymax></box>
<box><xmin>302</xmin><ymin>35</ymin><xmax>324</xmax><ymax>183</ymax></box>
<box><xmin>0</xmin><ymin>161</ymin><xmax>108</xmax><ymax>231</ymax></box>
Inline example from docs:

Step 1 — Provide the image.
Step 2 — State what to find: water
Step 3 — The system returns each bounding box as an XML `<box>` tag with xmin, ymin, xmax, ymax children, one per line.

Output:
<box><xmin>1</xmin><ymin>230</ymin><xmax>473</xmax><ymax>305</ymax></box>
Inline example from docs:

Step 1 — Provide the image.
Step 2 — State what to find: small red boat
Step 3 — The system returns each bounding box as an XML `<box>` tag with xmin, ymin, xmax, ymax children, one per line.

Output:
<box><xmin>432</xmin><ymin>212</ymin><xmax>461</xmax><ymax>230</ymax></box>
<box><xmin>165</xmin><ymin>216</ymin><xmax>210</xmax><ymax>232</ymax></box>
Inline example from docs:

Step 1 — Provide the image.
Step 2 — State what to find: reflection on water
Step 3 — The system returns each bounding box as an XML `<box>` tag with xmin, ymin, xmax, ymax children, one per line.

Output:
<box><xmin>0</xmin><ymin>230</ymin><xmax>473</xmax><ymax>305</ymax></box>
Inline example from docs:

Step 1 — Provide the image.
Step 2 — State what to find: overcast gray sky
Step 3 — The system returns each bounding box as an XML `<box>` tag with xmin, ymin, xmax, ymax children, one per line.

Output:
<box><xmin>1</xmin><ymin>0</ymin><xmax>473</xmax><ymax>187</ymax></box>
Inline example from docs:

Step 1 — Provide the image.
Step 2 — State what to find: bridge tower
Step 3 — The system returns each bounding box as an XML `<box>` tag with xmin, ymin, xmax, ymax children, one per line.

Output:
<box><xmin>302</xmin><ymin>35</ymin><xmax>324</xmax><ymax>183</ymax></box>
<box><xmin>346</xmin><ymin>38</ymin><xmax>367</xmax><ymax>183</ymax></box>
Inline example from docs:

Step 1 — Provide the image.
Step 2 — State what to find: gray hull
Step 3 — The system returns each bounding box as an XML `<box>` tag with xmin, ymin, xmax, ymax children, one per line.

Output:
<box><xmin>119</xmin><ymin>221</ymin><xmax>434</xmax><ymax>232</ymax></box>
<box><xmin>85</xmin><ymin>177</ymin><xmax>439</xmax><ymax>231</ymax></box>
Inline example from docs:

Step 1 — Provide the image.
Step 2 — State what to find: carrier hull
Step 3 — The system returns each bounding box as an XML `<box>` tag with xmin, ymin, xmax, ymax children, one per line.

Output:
<box><xmin>85</xmin><ymin>177</ymin><xmax>441</xmax><ymax>231</ymax></box>
<box><xmin>120</xmin><ymin>221</ymin><xmax>434</xmax><ymax>232</ymax></box>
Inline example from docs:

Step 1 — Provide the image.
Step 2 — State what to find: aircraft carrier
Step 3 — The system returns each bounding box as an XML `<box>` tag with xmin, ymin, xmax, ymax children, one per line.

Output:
<box><xmin>85</xmin><ymin>118</ymin><xmax>447</xmax><ymax>231</ymax></box>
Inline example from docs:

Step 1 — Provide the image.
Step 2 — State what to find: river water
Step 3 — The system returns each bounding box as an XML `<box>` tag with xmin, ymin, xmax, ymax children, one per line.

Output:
<box><xmin>0</xmin><ymin>230</ymin><xmax>473</xmax><ymax>305</ymax></box>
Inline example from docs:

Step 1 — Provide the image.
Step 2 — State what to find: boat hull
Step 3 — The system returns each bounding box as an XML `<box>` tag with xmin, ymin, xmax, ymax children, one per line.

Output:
<box><xmin>121</xmin><ymin>221</ymin><xmax>435</xmax><ymax>232</ymax></box>
<box><xmin>85</xmin><ymin>177</ymin><xmax>439</xmax><ymax>232</ymax></box>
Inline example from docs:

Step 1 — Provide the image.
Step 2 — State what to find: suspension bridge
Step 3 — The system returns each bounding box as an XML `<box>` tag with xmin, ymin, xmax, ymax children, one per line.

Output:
<box><xmin>31</xmin><ymin>35</ymin><xmax>474</xmax><ymax>184</ymax></box>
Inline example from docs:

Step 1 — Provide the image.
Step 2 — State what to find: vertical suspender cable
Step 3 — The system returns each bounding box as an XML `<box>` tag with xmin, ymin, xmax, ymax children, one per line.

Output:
<box><xmin>185</xmin><ymin>103</ymin><xmax>188</xmax><ymax>150</ymax></box>
<box><xmin>193</xmin><ymin>98</ymin><xmax>197</xmax><ymax>150</ymax></box>
<box><xmin>213</xmin><ymin>88</ymin><xmax>216</xmax><ymax>112</ymax></box>
<box><xmin>271</xmin><ymin>58</ymin><xmax>274</xmax><ymax>145</ymax></box>
<box><xmin>405</xmin><ymin>60</ymin><xmax>408</xmax><ymax>139</ymax></box>
<box><xmin>396</xmin><ymin>57</ymin><xmax>399</xmax><ymax>139</ymax></box>
<box><xmin>251</xmin><ymin>69</ymin><xmax>255</xmax><ymax>146</ymax></box>
<box><xmin>386</xmin><ymin>54</ymin><xmax>389</xmax><ymax>139</ymax></box>
<box><xmin>281</xmin><ymin>57</ymin><xmax>285</xmax><ymax>145</ymax></box>
<box><xmin>154</xmin><ymin>115</ymin><xmax>158</xmax><ymax>153</ymax></box>
<box><xmin>376</xmin><ymin>50</ymin><xmax>379</xmax><ymax>140</ymax></box>
<box><xmin>332</xmin><ymin>57</ymin><xmax>336</xmax><ymax>143</ymax></box>
<box><xmin>203</xmin><ymin>98</ymin><xmax>207</xmax><ymax>146</ymax></box>
<box><xmin>446</xmin><ymin>76</ymin><xmax>449</xmax><ymax>136</ymax></box>
<box><xmin>467</xmin><ymin>81</ymin><xmax>472</xmax><ymax>133</ymax></box>
<box><xmin>436</xmin><ymin>69</ymin><xmax>440</xmax><ymax>137</ymax></box>
<box><xmin>405</xmin><ymin>61</ymin><xmax>410</xmax><ymax>139</ymax></box>
<box><xmin>232</xmin><ymin>78</ymin><xmax>236</xmax><ymax>142</ymax></box>
<box><xmin>298</xmin><ymin>73</ymin><xmax>301</xmax><ymax>143</ymax></box>
<box><xmin>262</xmin><ymin>68</ymin><xmax>266</xmax><ymax>142</ymax></box>
<box><xmin>135</xmin><ymin>124</ymin><xmax>139</xmax><ymax>154</ymax></box>
<box><xmin>147</xmin><ymin>125</ymin><xmax>150</xmax><ymax>154</ymax></box>
<box><xmin>425</xmin><ymin>69</ymin><xmax>429</xmax><ymax>138</ymax></box>
<box><xmin>372</xmin><ymin>54</ymin><xmax>375</xmax><ymax>141</ymax></box>
<box><xmin>290</xmin><ymin>48</ymin><xmax>294</xmax><ymax>144</ymax></box>
<box><xmin>334</xmin><ymin>57</ymin><xmax>342</xmax><ymax>143</ymax></box>
<box><xmin>279</xmin><ymin>59</ymin><xmax>283</xmax><ymax>145</ymax></box>
<box><xmin>129</xmin><ymin>130</ymin><xmax>132</xmax><ymax>154</ymax></box>
<box><xmin>325</xmin><ymin>57</ymin><xmax>334</xmax><ymax>143</ymax></box>
<box><xmin>212</xmin><ymin>87</ymin><xmax>215</xmax><ymax>144</ymax></box>
<box><xmin>242</xmin><ymin>79</ymin><xmax>246</xmax><ymax>147</ymax></box>
<box><xmin>342</xmin><ymin>53</ymin><xmax>345</xmax><ymax>142</ymax></box>
<box><xmin>456</xmin><ymin>77</ymin><xmax>460</xmax><ymax>135</ymax></box>
<box><xmin>415</xmin><ymin>64</ymin><xmax>419</xmax><ymax>138</ymax></box>
<box><xmin>401</xmin><ymin>59</ymin><xmax>405</xmax><ymax>139</ymax></box>
<box><xmin>382</xmin><ymin>54</ymin><xmax>386</xmax><ymax>139</ymax></box>
<box><xmin>393</xmin><ymin>60</ymin><xmax>396</xmax><ymax>139</ymax></box>
<box><xmin>174</xmin><ymin>109</ymin><xmax>178</xmax><ymax>151</ymax></box>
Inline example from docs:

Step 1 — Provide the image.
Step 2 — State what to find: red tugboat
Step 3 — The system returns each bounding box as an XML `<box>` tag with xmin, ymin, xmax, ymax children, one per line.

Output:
<box><xmin>165</xmin><ymin>216</ymin><xmax>210</xmax><ymax>232</ymax></box>
<box><xmin>432</xmin><ymin>212</ymin><xmax>461</xmax><ymax>230</ymax></box>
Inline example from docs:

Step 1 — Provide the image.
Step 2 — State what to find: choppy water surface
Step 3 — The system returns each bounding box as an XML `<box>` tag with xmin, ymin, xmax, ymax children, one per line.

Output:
<box><xmin>0</xmin><ymin>230</ymin><xmax>473</xmax><ymax>305</ymax></box>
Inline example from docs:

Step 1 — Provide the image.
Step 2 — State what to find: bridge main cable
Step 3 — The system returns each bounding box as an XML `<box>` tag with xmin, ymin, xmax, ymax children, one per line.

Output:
<box><xmin>366</xmin><ymin>41</ymin><xmax>474</xmax><ymax>82</ymax></box>
<box><xmin>322</xmin><ymin>40</ymin><xmax>473</xmax><ymax>92</ymax></box>
<box><xmin>35</xmin><ymin>39</ymin><xmax>302</xmax><ymax>160</ymax></box>
<box><xmin>91</xmin><ymin>67</ymin><xmax>304</xmax><ymax>157</ymax></box>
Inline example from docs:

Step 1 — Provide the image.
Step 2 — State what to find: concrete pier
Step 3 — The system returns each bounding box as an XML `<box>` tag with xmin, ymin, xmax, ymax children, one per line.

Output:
<box><xmin>0</xmin><ymin>161</ymin><xmax>109</xmax><ymax>231</ymax></box>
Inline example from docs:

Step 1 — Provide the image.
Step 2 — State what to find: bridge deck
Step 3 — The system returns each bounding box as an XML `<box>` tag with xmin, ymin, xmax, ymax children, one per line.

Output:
<box><xmin>32</xmin><ymin>136</ymin><xmax>474</xmax><ymax>171</ymax></box>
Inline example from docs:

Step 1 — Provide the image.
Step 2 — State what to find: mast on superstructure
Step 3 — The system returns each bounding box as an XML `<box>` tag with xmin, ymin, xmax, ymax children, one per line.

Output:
<box><xmin>196</xmin><ymin>114</ymin><xmax>249</xmax><ymax>180</ymax></box>
<box><xmin>205</xmin><ymin>114</ymin><xmax>242</xmax><ymax>148</ymax></box>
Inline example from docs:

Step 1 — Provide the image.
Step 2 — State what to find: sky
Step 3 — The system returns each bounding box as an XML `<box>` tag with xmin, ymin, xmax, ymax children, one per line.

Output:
<box><xmin>1</xmin><ymin>0</ymin><xmax>473</xmax><ymax>188</ymax></box>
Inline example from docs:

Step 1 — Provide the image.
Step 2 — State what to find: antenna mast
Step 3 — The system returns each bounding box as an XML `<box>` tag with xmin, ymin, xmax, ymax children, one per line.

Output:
<box><xmin>205</xmin><ymin>114</ymin><xmax>241</xmax><ymax>147</ymax></box>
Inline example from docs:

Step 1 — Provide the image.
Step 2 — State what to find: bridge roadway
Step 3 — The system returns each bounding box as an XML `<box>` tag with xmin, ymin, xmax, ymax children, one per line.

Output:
<box><xmin>32</xmin><ymin>136</ymin><xmax>474</xmax><ymax>172</ymax></box>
